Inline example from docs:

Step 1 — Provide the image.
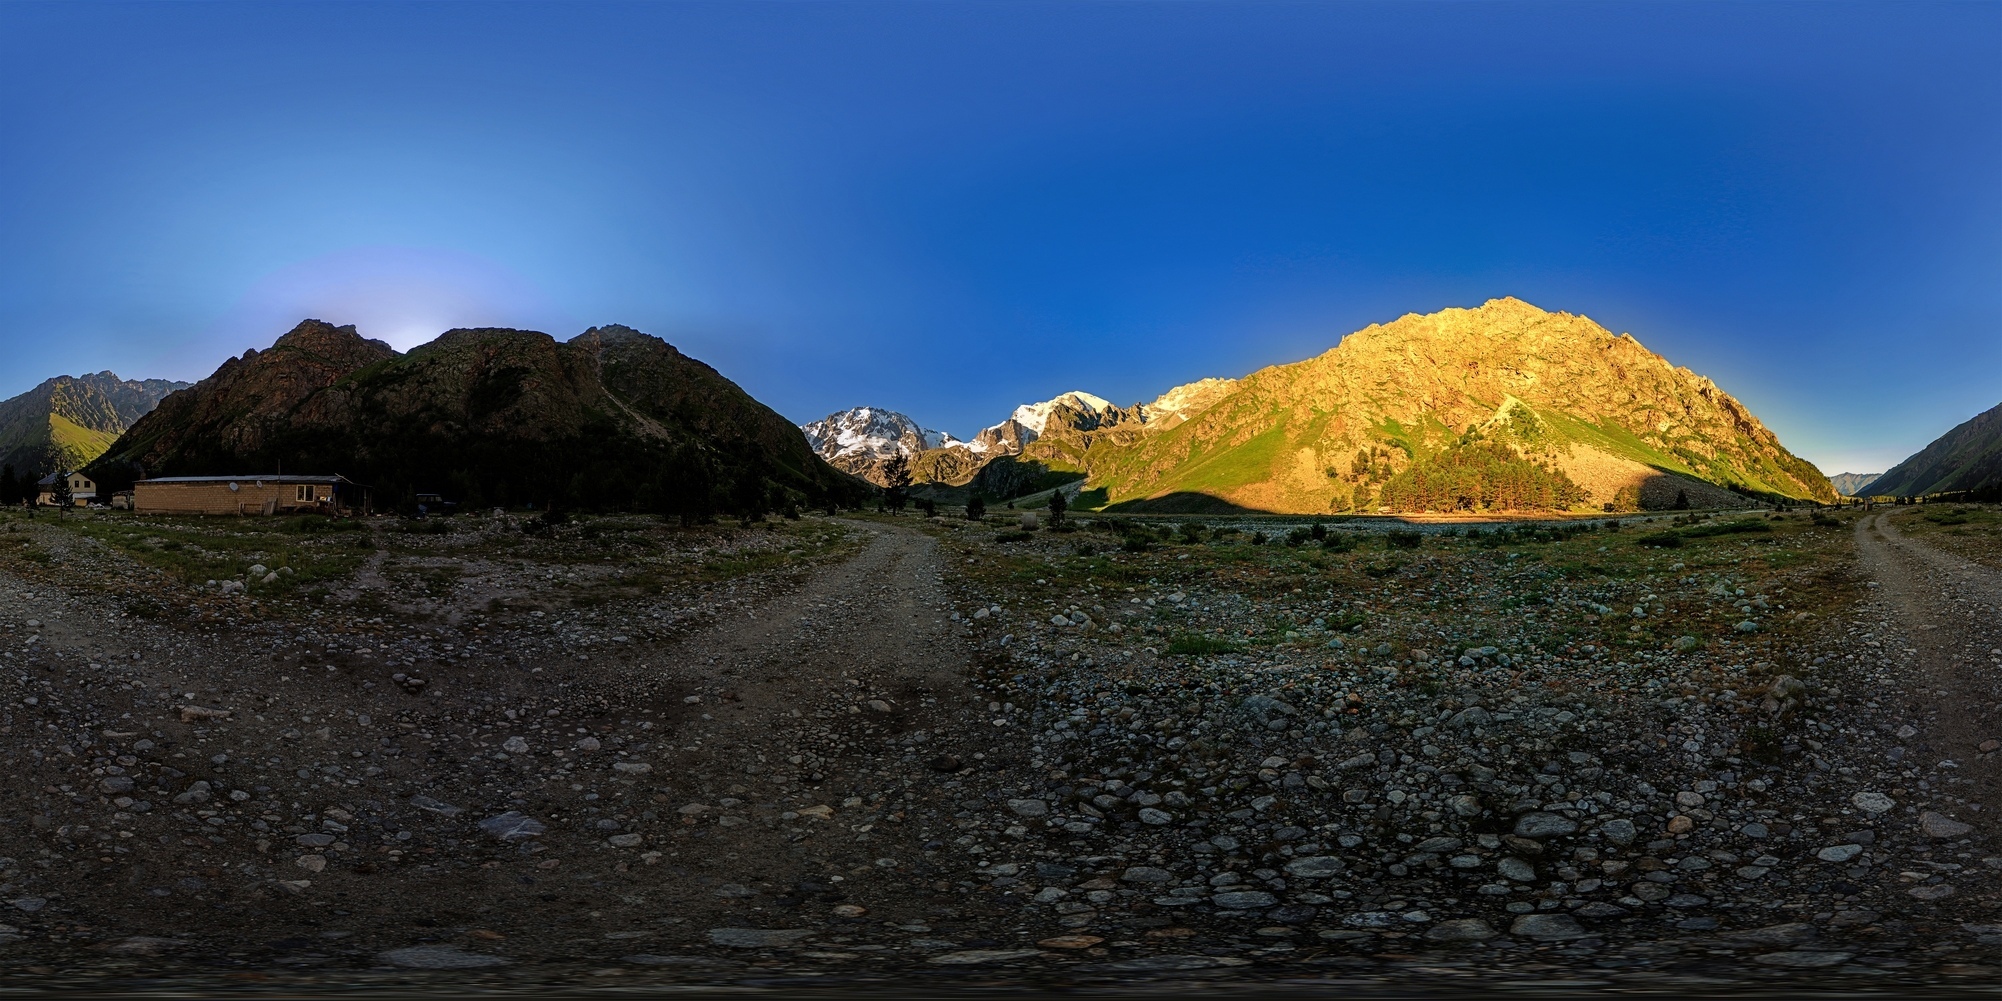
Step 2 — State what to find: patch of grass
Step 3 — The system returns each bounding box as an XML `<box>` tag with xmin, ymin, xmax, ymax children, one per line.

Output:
<box><xmin>1637</xmin><ymin>518</ymin><xmax>1773</xmax><ymax>550</ymax></box>
<box><xmin>1328</xmin><ymin>611</ymin><xmax>1367</xmax><ymax>632</ymax></box>
<box><xmin>1166</xmin><ymin>634</ymin><xmax>1240</xmax><ymax>656</ymax></box>
<box><xmin>1681</xmin><ymin>519</ymin><xmax>1772</xmax><ymax>539</ymax></box>
<box><xmin>281</xmin><ymin>515</ymin><xmax>365</xmax><ymax>534</ymax></box>
<box><xmin>48</xmin><ymin>514</ymin><xmax>369</xmax><ymax>592</ymax></box>
<box><xmin>1385</xmin><ymin>530</ymin><xmax>1423</xmax><ymax>550</ymax></box>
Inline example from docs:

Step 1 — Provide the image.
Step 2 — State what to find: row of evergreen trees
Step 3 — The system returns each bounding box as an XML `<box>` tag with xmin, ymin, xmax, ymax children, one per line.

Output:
<box><xmin>0</xmin><ymin>464</ymin><xmax>46</xmax><ymax>507</ymax></box>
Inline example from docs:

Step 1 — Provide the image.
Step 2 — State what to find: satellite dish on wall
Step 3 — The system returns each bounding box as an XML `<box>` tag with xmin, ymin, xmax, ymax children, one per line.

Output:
<box><xmin>228</xmin><ymin>482</ymin><xmax>240</xmax><ymax>492</ymax></box>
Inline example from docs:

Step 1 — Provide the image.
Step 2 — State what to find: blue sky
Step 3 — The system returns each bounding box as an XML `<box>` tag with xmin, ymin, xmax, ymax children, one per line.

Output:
<box><xmin>1</xmin><ymin>2</ymin><xmax>1997</xmax><ymax>474</ymax></box>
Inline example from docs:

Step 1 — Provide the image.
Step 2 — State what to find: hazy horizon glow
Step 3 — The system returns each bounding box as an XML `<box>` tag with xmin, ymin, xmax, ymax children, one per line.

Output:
<box><xmin>2</xmin><ymin>2</ymin><xmax>1997</xmax><ymax>475</ymax></box>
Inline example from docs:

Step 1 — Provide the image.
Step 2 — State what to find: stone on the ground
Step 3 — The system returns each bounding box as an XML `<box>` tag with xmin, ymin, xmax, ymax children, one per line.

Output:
<box><xmin>929</xmin><ymin>949</ymin><xmax>1042</xmax><ymax>964</ymax></box>
<box><xmin>477</xmin><ymin>812</ymin><xmax>547</xmax><ymax>841</ymax></box>
<box><xmin>1425</xmin><ymin>918</ymin><xmax>1499</xmax><ymax>942</ymax></box>
<box><xmin>1850</xmin><ymin>791</ymin><xmax>1895</xmax><ymax>814</ymax></box>
<box><xmin>1513</xmin><ymin>812</ymin><xmax>1578</xmax><ymax>838</ymax></box>
<box><xmin>1920</xmin><ymin>811</ymin><xmax>1973</xmax><ymax>839</ymax></box>
<box><xmin>1752</xmin><ymin>950</ymin><xmax>1854</xmax><ymax>968</ymax></box>
<box><xmin>1510</xmin><ymin>913</ymin><xmax>1589</xmax><ymax>941</ymax></box>
<box><xmin>707</xmin><ymin>927</ymin><xmax>812</xmax><ymax>948</ymax></box>
<box><xmin>378</xmin><ymin>946</ymin><xmax>511</xmax><ymax>969</ymax></box>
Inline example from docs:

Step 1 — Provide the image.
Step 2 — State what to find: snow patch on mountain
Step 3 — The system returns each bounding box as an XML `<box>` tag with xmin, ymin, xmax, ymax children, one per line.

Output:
<box><xmin>1009</xmin><ymin>391</ymin><xmax>1115</xmax><ymax>436</ymax></box>
<box><xmin>1139</xmin><ymin>378</ymin><xmax>1237</xmax><ymax>427</ymax></box>
<box><xmin>800</xmin><ymin>407</ymin><xmax>960</xmax><ymax>463</ymax></box>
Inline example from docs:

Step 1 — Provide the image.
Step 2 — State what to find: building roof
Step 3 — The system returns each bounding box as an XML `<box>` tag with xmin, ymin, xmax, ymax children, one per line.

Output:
<box><xmin>35</xmin><ymin>472</ymin><xmax>87</xmax><ymax>486</ymax></box>
<box><xmin>138</xmin><ymin>474</ymin><xmax>356</xmax><ymax>485</ymax></box>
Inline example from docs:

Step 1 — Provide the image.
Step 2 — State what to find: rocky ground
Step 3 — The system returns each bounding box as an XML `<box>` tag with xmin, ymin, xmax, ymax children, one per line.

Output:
<box><xmin>0</xmin><ymin>503</ymin><xmax>1997</xmax><ymax>994</ymax></box>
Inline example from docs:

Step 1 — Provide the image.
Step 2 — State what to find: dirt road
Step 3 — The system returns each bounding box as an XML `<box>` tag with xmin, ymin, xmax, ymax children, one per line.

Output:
<box><xmin>0</xmin><ymin>515</ymin><xmax>1018</xmax><ymax>976</ymax></box>
<box><xmin>1853</xmin><ymin>510</ymin><xmax>2002</xmax><ymax>816</ymax></box>
<box><xmin>616</xmin><ymin>520</ymin><xmax>995</xmax><ymax>912</ymax></box>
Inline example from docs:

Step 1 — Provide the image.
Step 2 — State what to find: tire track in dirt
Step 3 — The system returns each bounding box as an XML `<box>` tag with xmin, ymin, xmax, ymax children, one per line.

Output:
<box><xmin>1853</xmin><ymin>510</ymin><xmax>2002</xmax><ymax>819</ymax></box>
<box><xmin>620</xmin><ymin>519</ymin><xmax>996</xmax><ymax>924</ymax></box>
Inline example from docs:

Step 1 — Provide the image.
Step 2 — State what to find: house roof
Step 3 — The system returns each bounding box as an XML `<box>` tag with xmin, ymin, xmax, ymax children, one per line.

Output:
<box><xmin>138</xmin><ymin>474</ymin><xmax>356</xmax><ymax>486</ymax></box>
<box><xmin>35</xmin><ymin>472</ymin><xmax>87</xmax><ymax>486</ymax></box>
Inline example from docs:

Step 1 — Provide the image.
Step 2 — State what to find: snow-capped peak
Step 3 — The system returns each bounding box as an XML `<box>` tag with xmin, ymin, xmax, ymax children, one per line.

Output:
<box><xmin>799</xmin><ymin>407</ymin><xmax>960</xmax><ymax>462</ymax></box>
<box><xmin>1009</xmin><ymin>391</ymin><xmax>1115</xmax><ymax>436</ymax></box>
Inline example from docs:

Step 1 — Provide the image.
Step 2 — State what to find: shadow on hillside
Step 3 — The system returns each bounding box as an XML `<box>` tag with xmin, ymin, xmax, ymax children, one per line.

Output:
<box><xmin>1102</xmin><ymin>492</ymin><xmax>1275</xmax><ymax>515</ymax></box>
<box><xmin>1634</xmin><ymin>470</ymin><xmax>1759</xmax><ymax>510</ymax></box>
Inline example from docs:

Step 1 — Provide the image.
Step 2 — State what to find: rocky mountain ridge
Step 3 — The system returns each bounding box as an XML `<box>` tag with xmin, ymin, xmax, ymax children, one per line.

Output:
<box><xmin>804</xmin><ymin>381</ymin><xmax>1234</xmax><ymax>489</ymax></box>
<box><xmin>1860</xmin><ymin>401</ymin><xmax>2002</xmax><ymax>498</ymax></box>
<box><xmin>92</xmin><ymin>320</ymin><xmax>863</xmax><ymax>513</ymax></box>
<box><xmin>0</xmin><ymin>372</ymin><xmax>190</xmax><ymax>476</ymax></box>
<box><xmin>1827</xmin><ymin>472</ymin><xmax>1883</xmax><ymax>497</ymax></box>
<box><xmin>801</xmin><ymin>407</ymin><xmax>963</xmax><ymax>485</ymax></box>
<box><xmin>851</xmin><ymin>299</ymin><xmax>1834</xmax><ymax>512</ymax></box>
<box><xmin>1054</xmin><ymin>298</ymin><xmax>1835</xmax><ymax>512</ymax></box>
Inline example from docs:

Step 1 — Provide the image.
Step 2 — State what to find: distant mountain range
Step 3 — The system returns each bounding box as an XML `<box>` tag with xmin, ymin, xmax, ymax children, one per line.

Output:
<box><xmin>803</xmin><ymin>381</ymin><xmax>1241</xmax><ymax>489</ymax></box>
<box><xmin>817</xmin><ymin>298</ymin><xmax>1834</xmax><ymax>513</ymax></box>
<box><xmin>15</xmin><ymin>298</ymin><xmax>1853</xmax><ymax>516</ymax></box>
<box><xmin>1826</xmin><ymin>472</ymin><xmax>1882</xmax><ymax>496</ymax></box>
<box><xmin>1860</xmin><ymin>401</ymin><xmax>2002</xmax><ymax>498</ymax></box>
<box><xmin>0</xmin><ymin>372</ymin><xmax>189</xmax><ymax>476</ymax></box>
<box><xmin>90</xmin><ymin>320</ymin><xmax>865</xmax><ymax>514</ymax></box>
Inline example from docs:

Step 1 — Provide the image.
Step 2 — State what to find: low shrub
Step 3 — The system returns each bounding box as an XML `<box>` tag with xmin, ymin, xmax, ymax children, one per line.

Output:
<box><xmin>1167</xmin><ymin>634</ymin><xmax>1239</xmax><ymax>656</ymax></box>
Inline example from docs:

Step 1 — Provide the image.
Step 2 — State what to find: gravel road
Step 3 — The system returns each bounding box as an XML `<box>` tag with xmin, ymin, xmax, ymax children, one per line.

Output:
<box><xmin>1853</xmin><ymin>512</ymin><xmax>2002</xmax><ymax>816</ymax></box>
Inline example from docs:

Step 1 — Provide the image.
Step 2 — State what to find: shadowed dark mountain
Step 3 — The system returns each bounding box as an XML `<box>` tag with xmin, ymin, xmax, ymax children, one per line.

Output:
<box><xmin>90</xmin><ymin>320</ymin><xmax>867</xmax><ymax>514</ymax></box>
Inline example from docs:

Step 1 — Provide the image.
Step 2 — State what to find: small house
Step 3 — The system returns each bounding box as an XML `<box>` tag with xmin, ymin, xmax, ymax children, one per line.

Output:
<box><xmin>35</xmin><ymin>471</ymin><xmax>96</xmax><ymax>507</ymax></box>
<box><xmin>132</xmin><ymin>475</ymin><xmax>370</xmax><ymax>516</ymax></box>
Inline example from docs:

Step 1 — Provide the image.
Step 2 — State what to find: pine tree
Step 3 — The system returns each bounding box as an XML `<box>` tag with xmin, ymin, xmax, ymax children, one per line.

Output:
<box><xmin>1047</xmin><ymin>488</ymin><xmax>1067</xmax><ymax>526</ymax></box>
<box><xmin>662</xmin><ymin>447</ymin><xmax>718</xmax><ymax>526</ymax></box>
<box><xmin>0</xmin><ymin>465</ymin><xmax>15</xmax><ymax>506</ymax></box>
<box><xmin>965</xmin><ymin>495</ymin><xmax>986</xmax><ymax>521</ymax></box>
<box><xmin>882</xmin><ymin>453</ymin><xmax>912</xmax><ymax>513</ymax></box>
<box><xmin>731</xmin><ymin>467</ymin><xmax>769</xmax><ymax>522</ymax></box>
<box><xmin>1672</xmin><ymin>488</ymin><xmax>1691</xmax><ymax>510</ymax></box>
<box><xmin>48</xmin><ymin>471</ymin><xmax>73</xmax><ymax>512</ymax></box>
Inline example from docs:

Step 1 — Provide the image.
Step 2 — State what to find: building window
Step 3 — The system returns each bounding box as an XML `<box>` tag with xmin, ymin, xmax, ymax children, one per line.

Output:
<box><xmin>296</xmin><ymin>485</ymin><xmax>313</xmax><ymax>502</ymax></box>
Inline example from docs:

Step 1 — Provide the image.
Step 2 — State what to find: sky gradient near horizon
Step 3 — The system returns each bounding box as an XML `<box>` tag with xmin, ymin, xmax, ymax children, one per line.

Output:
<box><xmin>1</xmin><ymin>2</ymin><xmax>1998</xmax><ymax>474</ymax></box>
